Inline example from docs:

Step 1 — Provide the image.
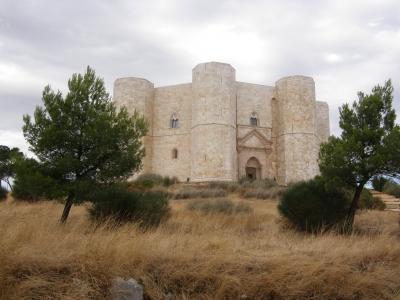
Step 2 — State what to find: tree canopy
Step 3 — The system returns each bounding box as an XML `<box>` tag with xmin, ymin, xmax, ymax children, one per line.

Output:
<box><xmin>318</xmin><ymin>79</ymin><xmax>400</xmax><ymax>227</ymax></box>
<box><xmin>0</xmin><ymin>145</ymin><xmax>23</xmax><ymax>190</ymax></box>
<box><xmin>22</xmin><ymin>66</ymin><xmax>148</xmax><ymax>223</ymax></box>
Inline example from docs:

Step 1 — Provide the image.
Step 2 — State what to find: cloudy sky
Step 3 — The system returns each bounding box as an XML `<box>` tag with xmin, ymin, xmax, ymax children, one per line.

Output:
<box><xmin>1</xmin><ymin>0</ymin><xmax>399</xmax><ymax>156</ymax></box>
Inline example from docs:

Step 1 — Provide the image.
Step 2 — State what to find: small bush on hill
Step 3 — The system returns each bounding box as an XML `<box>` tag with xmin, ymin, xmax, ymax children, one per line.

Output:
<box><xmin>242</xmin><ymin>186</ymin><xmax>286</xmax><ymax>200</ymax></box>
<box><xmin>233</xmin><ymin>201</ymin><xmax>254</xmax><ymax>214</ymax></box>
<box><xmin>88</xmin><ymin>185</ymin><xmax>170</xmax><ymax>227</ymax></box>
<box><xmin>239</xmin><ymin>176</ymin><xmax>254</xmax><ymax>185</ymax></box>
<box><xmin>250</xmin><ymin>178</ymin><xmax>278</xmax><ymax>189</ymax></box>
<box><xmin>134</xmin><ymin>173</ymin><xmax>164</xmax><ymax>188</ymax></box>
<box><xmin>383</xmin><ymin>181</ymin><xmax>400</xmax><ymax>198</ymax></box>
<box><xmin>371</xmin><ymin>176</ymin><xmax>388</xmax><ymax>192</ymax></box>
<box><xmin>187</xmin><ymin>198</ymin><xmax>253</xmax><ymax>215</ymax></box>
<box><xmin>206</xmin><ymin>181</ymin><xmax>229</xmax><ymax>190</ymax></box>
<box><xmin>173</xmin><ymin>188</ymin><xmax>227</xmax><ymax>199</ymax></box>
<box><xmin>227</xmin><ymin>182</ymin><xmax>240</xmax><ymax>192</ymax></box>
<box><xmin>205</xmin><ymin>181</ymin><xmax>240</xmax><ymax>192</ymax></box>
<box><xmin>277</xmin><ymin>178</ymin><xmax>350</xmax><ymax>232</ymax></box>
<box><xmin>134</xmin><ymin>173</ymin><xmax>179</xmax><ymax>188</ymax></box>
<box><xmin>162</xmin><ymin>175</ymin><xmax>179</xmax><ymax>187</ymax></box>
<box><xmin>358</xmin><ymin>189</ymin><xmax>386</xmax><ymax>210</ymax></box>
<box><xmin>0</xmin><ymin>186</ymin><xmax>7</xmax><ymax>201</ymax></box>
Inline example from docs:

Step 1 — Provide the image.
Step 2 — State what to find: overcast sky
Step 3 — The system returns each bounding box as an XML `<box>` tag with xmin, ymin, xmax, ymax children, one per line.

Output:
<box><xmin>1</xmin><ymin>0</ymin><xmax>399</xmax><ymax>156</ymax></box>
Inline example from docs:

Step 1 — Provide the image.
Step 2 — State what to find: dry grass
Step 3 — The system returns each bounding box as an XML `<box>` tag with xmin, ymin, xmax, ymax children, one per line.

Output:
<box><xmin>1</xmin><ymin>193</ymin><xmax>400</xmax><ymax>299</ymax></box>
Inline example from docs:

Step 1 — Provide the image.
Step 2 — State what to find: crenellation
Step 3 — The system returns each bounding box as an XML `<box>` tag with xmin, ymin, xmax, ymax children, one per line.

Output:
<box><xmin>113</xmin><ymin>62</ymin><xmax>330</xmax><ymax>183</ymax></box>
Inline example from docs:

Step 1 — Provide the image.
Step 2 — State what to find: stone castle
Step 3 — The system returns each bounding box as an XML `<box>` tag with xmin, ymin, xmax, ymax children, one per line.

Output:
<box><xmin>113</xmin><ymin>62</ymin><xmax>330</xmax><ymax>183</ymax></box>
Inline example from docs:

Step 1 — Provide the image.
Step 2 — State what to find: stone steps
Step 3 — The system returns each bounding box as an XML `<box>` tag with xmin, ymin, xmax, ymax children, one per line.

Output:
<box><xmin>369</xmin><ymin>189</ymin><xmax>400</xmax><ymax>212</ymax></box>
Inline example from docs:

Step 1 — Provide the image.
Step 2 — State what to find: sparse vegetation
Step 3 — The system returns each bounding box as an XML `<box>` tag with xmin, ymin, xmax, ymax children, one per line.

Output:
<box><xmin>1</xmin><ymin>194</ymin><xmax>400</xmax><ymax>299</ymax></box>
<box><xmin>173</xmin><ymin>187</ymin><xmax>227</xmax><ymax>199</ymax></box>
<box><xmin>242</xmin><ymin>186</ymin><xmax>285</xmax><ymax>200</ymax></box>
<box><xmin>186</xmin><ymin>198</ymin><xmax>253</xmax><ymax>215</ymax></box>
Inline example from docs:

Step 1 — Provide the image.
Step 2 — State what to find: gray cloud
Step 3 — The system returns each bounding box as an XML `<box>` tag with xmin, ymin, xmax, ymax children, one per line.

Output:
<box><xmin>1</xmin><ymin>0</ymin><xmax>399</xmax><ymax>156</ymax></box>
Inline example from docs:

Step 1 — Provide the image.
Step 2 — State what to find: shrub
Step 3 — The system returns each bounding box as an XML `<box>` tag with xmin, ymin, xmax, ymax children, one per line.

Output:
<box><xmin>173</xmin><ymin>188</ymin><xmax>227</xmax><ymax>199</ymax></box>
<box><xmin>239</xmin><ymin>176</ymin><xmax>254</xmax><ymax>185</ymax></box>
<box><xmin>242</xmin><ymin>186</ymin><xmax>285</xmax><ymax>200</ymax></box>
<box><xmin>227</xmin><ymin>183</ymin><xmax>240</xmax><ymax>192</ymax></box>
<box><xmin>383</xmin><ymin>181</ymin><xmax>400</xmax><ymax>198</ymax></box>
<box><xmin>250</xmin><ymin>178</ymin><xmax>278</xmax><ymax>189</ymax></box>
<box><xmin>371</xmin><ymin>176</ymin><xmax>388</xmax><ymax>192</ymax></box>
<box><xmin>88</xmin><ymin>185</ymin><xmax>170</xmax><ymax>227</ymax></box>
<box><xmin>358</xmin><ymin>189</ymin><xmax>386</xmax><ymax>210</ymax></box>
<box><xmin>0</xmin><ymin>186</ymin><xmax>7</xmax><ymax>201</ymax></box>
<box><xmin>134</xmin><ymin>173</ymin><xmax>164</xmax><ymax>188</ymax></box>
<box><xmin>151</xmin><ymin>186</ymin><xmax>172</xmax><ymax>198</ymax></box>
<box><xmin>170</xmin><ymin>176</ymin><xmax>180</xmax><ymax>185</ymax></box>
<box><xmin>233</xmin><ymin>201</ymin><xmax>254</xmax><ymax>214</ymax></box>
<box><xmin>206</xmin><ymin>181</ymin><xmax>229</xmax><ymax>190</ymax></box>
<box><xmin>240</xmin><ymin>181</ymin><xmax>252</xmax><ymax>188</ymax></box>
<box><xmin>187</xmin><ymin>198</ymin><xmax>253</xmax><ymax>215</ymax></box>
<box><xmin>162</xmin><ymin>175</ymin><xmax>180</xmax><ymax>187</ymax></box>
<box><xmin>277</xmin><ymin>178</ymin><xmax>350</xmax><ymax>233</ymax></box>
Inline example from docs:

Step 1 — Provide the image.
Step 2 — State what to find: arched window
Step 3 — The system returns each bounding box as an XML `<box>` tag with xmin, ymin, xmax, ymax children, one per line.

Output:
<box><xmin>171</xmin><ymin>113</ymin><xmax>179</xmax><ymax>128</ymax></box>
<box><xmin>172</xmin><ymin>119</ymin><xmax>179</xmax><ymax>128</ymax></box>
<box><xmin>172</xmin><ymin>149</ymin><xmax>178</xmax><ymax>159</ymax></box>
<box><xmin>250</xmin><ymin>112</ymin><xmax>258</xmax><ymax>126</ymax></box>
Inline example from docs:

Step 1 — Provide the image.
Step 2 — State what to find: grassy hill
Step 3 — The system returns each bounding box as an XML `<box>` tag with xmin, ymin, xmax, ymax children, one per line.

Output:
<box><xmin>1</xmin><ymin>188</ymin><xmax>400</xmax><ymax>299</ymax></box>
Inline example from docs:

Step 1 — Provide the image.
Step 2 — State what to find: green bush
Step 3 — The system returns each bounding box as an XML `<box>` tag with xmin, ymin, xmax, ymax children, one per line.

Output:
<box><xmin>358</xmin><ymin>189</ymin><xmax>386</xmax><ymax>210</ymax></box>
<box><xmin>0</xmin><ymin>186</ymin><xmax>8</xmax><ymax>201</ymax></box>
<box><xmin>11</xmin><ymin>158</ymin><xmax>56</xmax><ymax>202</ymax></box>
<box><xmin>239</xmin><ymin>176</ymin><xmax>254</xmax><ymax>185</ymax></box>
<box><xmin>233</xmin><ymin>201</ymin><xmax>254</xmax><ymax>214</ymax></box>
<box><xmin>242</xmin><ymin>186</ymin><xmax>286</xmax><ymax>200</ymax></box>
<box><xmin>187</xmin><ymin>199</ymin><xmax>253</xmax><ymax>215</ymax></box>
<box><xmin>382</xmin><ymin>180</ymin><xmax>399</xmax><ymax>196</ymax></box>
<box><xmin>250</xmin><ymin>178</ymin><xmax>278</xmax><ymax>189</ymax></box>
<box><xmin>88</xmin><ymin>185</ymin><xmax>170</xmax><ymax>227</ymax></box>
<box><xmin>134</xmin><ymin>173</ymin><xmax>164</xmax><ymax>188</ymax></box>
<box><xmin>371</xmin><ymin>176</ymin><xmax>388</xmax><ymax>192</ymax></box>
<box><xmin>162</xmin><ymin>175</ymin><xmax>180</xmax><ymax>187</ymax></box>
<box><xmin>227</xmin><ymin>183</ymin><xmax>240</xmax><ymax>192</ymax></box>
<box><xmin>173</xmin><ymin>187</ymin><xmax>227</xmax><ymax>199</ymax></box>
<box><xmin>135</xmin><ymin>173</ymin><xmax>179</xmax><ymax>188</ymax></box>
<box><xmin>277</xmin><ymin>178</ymin><xmax>350</xmax><ymax>232</ymax></box>
<box><xmin>383</xmin><ymin>181</ymin><xmax>400</xmax><ymax>198</ymax></box>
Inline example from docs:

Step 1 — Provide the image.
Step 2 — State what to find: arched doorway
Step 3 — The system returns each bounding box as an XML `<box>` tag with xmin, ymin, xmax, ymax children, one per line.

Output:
<box><xmin>246</xmin><ymin>157</ymin><xmax>262</xmax><ymax>180</ymax></box>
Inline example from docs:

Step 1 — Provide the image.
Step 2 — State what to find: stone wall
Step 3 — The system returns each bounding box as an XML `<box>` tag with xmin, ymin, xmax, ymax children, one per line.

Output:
<box><xmin>113</xmin><ymin>62</ymin><xmax>330</xmax><ymax>183</ymax></box>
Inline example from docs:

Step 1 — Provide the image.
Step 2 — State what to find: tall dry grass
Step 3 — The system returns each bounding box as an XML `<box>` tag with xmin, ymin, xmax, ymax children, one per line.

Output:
<box><xmin>1</xmin><ymin>193</ymin><xmax>400</xmax><ymax>299</ymax></box>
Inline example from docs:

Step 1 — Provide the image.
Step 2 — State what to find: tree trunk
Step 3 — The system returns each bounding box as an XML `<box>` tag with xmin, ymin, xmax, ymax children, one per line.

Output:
<box><xmin>345</xmin><ymin>184</ymin><xmax>364</xmax><ymax>233</ymax></box>
<box><xmin>60</xmin><ymin>191</ymin><xmax>75</xmax><ymax>224</ymax></box>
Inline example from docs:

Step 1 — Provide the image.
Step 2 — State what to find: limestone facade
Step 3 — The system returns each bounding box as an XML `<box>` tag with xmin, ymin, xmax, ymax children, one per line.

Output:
<box><xmin>113</xmin><ymin>62</ymin><xmax>330</xmax><ymax>183</ymax></box>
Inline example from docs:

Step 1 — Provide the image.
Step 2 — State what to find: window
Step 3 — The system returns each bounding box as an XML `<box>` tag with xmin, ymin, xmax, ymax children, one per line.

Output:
<box><xmin>250</xmin><ymin>112</ymin><xmax>258</xmax><ymax>126</ymax></box>
<box><xmin>172</xmin><ymin>119</ymin><xmax>179</xmax><ymax>128</ymax></box>
<box><xmin>172</xmin><ymin>149</ymin><xmax>178</xmax><ymax>159</ymax></box>
<box><xmin>171</xmin><ymin>113</ymin><xmax>179</xmax><ymax>128</ymax></box>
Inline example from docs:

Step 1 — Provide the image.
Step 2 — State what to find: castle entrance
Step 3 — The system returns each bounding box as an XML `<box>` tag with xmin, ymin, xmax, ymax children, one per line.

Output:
<box><xmin>246</xmin><ymin>157</ymin><xmax>261</xmax><ymax>180</ymax></box>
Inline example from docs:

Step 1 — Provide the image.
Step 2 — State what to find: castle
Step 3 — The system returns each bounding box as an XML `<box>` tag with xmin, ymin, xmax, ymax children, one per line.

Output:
<box><xmin>113</xmin><ymin>62</ymin><xmax>330</xmax><ymax>183</ymax></box>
